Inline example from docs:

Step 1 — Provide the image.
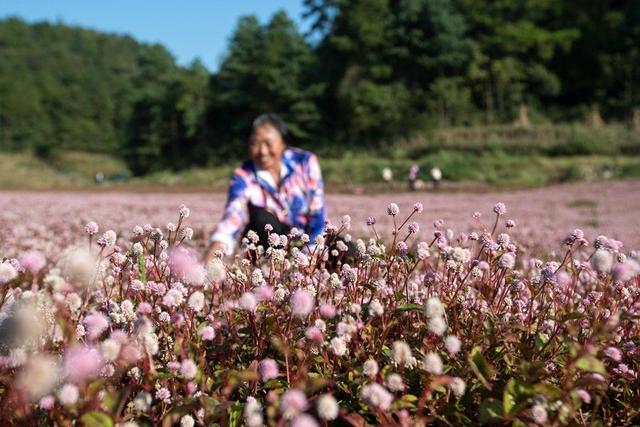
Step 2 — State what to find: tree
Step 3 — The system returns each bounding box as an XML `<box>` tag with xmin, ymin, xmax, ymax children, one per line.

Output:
<box><xmin>210</xmin><ymin>11</ymin><xmax>323</xmax><ymax>159</ymax></box>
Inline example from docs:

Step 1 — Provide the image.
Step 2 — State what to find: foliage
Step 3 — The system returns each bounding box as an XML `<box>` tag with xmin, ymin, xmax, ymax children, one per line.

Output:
<box><xmin>0</xmin><ymin>202</ymin><xmax>639</xmax><ymax>425</ymax></box>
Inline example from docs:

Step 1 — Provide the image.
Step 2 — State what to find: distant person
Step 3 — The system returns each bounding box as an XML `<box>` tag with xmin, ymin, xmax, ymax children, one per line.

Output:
<box><xmin>430</xmin><ymin>165</ymin><xmax>442</xmax><ymax>189</ymax></box>
<box><xmin>206</xmin><ymin>114</ymin><xmax>326</xmax><ymax>259</ymax></box>
<box><xmin>407</xmin><ymin>164</ymin><xmax>420</xmax><ymax>191</ymax></box>
<box><xmin>95</xmin><ymin>171</ymin><xmax>105</xmax><ymax>185</ymax></box>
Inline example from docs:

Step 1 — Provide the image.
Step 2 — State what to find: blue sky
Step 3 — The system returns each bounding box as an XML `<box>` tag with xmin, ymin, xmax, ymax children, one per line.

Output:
<box><xmin>0</xmin><ymin>0</ymin><xmax>310</xmax><ymax>71</ymax></box>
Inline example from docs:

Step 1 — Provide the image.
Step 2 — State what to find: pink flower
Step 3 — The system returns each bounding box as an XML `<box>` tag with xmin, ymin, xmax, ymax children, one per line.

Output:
<box><xmin>168</xmin><ymin>247</ymin><xmax>204</xmax><ymax>285</ymax></box>
<box><xmin>83</xmin><ymin>311</ymin><xmax>109</xmax><ymax>340</ymax></box>
<box><xmin>137</xmin><ymin>302</ymin><xmax>153</xmax><ymax>314</ymax></box>
<box><xmin>180</xmin><ymin>359</ymin><xmax>197</xmax><ymax>379</ymax></box>
<box><xmin>63</xmin><ymin>345</ymin><xmax>104</xmax><ymax>383</ymax></box>
<box><xmin>361</xmin><ymin>383</ymin><xmax>393</xmax><ymax>410</ymax></box>
<box><xmin>305</xmin><ymin>327</ymin><xmax>323</xmax><ymax>343</ymax></box>
<box><xmin>199</xmin><ymin>326</ymin><xmax>215</xmax><ymax>340</ymax></box>
<box><xmin>259</xmin><ymin>358</ymin><xmax>279</xmax><ymax>382</ymax></box>
<box><xmin>290</xmin><ymin>290</ymin><xmax>314</xmax><ymax>318</ymax></box>
<box><xmin>38</xmin><ymin>395</ymin><xmax>55</xmax><ymax>409</ymax></box>
<box><xmin>19</xmin><ymin>250</ymin><xmax>46</xmax><ymax>274</ymax></box>
<box><xmin>280</xmin><ymin>389</ymin><xmax>308</xmax><ymax>418</ymax></box>
<box><xmin>291</xmin><ymin>414</ymin><xmax>319</xmax><ymax>427</ymax></box>
<box><xmin>58</xmin><ymin>383</ymin><xmax>79</xmax><ymax>406</ymax></box>
<box><xmin>254</xmin><ymin>285</ymin><xmax>274</xmax><ymax>302</ymax></box>
<box><xmin>319</xmin><ymin>303</ymin><xmax>336</xmax><ymax>319</ymax></box>
<box><xmin>604</xmin><ymin>346</ymin><xmax>622</xmax><ymax>362</ymax></box>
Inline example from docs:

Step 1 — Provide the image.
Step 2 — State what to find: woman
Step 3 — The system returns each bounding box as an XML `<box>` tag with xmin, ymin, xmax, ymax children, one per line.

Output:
<box><xmin>206</xmin><ymin>114</ymin><xmax>325</xmax><ymax>259</ymax></box>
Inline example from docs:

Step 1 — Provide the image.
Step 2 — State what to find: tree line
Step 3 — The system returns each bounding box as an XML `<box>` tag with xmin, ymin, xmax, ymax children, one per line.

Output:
<box><xmin>0</xmin><ymin>0</ymin><xmax>638</xmax><ymax>175</ymax></box>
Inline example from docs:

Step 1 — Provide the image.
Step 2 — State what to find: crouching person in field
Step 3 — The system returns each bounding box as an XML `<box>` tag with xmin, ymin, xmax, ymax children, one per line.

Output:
<box><xmin>205</xmin><ymin>113</ymin><xmax>327</xmax><ymax>261</ymax></box>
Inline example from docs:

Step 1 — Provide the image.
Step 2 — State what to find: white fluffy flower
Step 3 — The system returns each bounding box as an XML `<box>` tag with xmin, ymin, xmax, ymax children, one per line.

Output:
<box><xmin>392</xmin><ymin>341</ymin><xmax>413</xmax><ymax>366</ymax></box>
<box><xmin>101</xmin><ymin>339</ymin><xmax>121</xmax><ymax>361</ymax></box>
<box><xmin>180</xmin><ymin>415</ymin><xmax>195</xmax><ymax>427</ymax></box>
<box><xmin>449</xmin><ymin>377</ymin><xmax>466</xmax><ymax>397</ymax></box>
<box><xmin>0</xmin><ymin>262</ymin><xmax>18</xmax><ymax>284</ymax></box>
<box><xmin>58</xmin><ymin>383</ymin><xmax>79</xmax><ymax>406</ymax></box>
<box><xmin>330</xmin><ymin>337</ymin><xmax>347</xmax><ymax>356</ymax></box>
<box><xmin>428</xmin><ymin>316</ymin><xmax>447</xmax><ymax>336</ymax></box>
<box><xmin>423</xmin><ymin>352</ymin><xmax>443</xmax><ymax>375</ymax></box>
<box><xmin>444</xmin><ymin>335</ymin><xmax>462</xmax><ymax>355</ymax></box>
<box><xmin>316</xmin><ymin>394</ymin><xmax>339</xmax><ymax>420</ymax></box>
<box><xmin>188</xmin><ymin>291</ymin><xmax>205</xmax><ymax>312</ymax></box>
<box><xmin>363</xmin><ymin>359</ymin><xmax>379</xmax><ymax>378</ymax></box>
<box><xmin>368</xmin><ymin>299</ymin><xmax>384</xmax><ymax>317</ymax></box>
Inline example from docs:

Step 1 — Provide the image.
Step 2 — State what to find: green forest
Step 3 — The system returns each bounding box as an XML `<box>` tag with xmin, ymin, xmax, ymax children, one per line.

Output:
<box><xmin>1</xmin><ymin>0</ymin><xmax>639</xmax><ymax>178</ymax></box>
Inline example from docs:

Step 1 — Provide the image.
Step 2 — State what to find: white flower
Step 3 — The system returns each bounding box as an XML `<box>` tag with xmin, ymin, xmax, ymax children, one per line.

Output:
<box><xmin>58</xmin><ymin>383</ymin><xmax>79</xmax><ymax>406</ymax></box>
<box><xmin>423</xmin><ymin>352</ymin><xmax>443</xmax><ymax>375</ymax></box>
<box><xmin>103</xmin><ymin>230</ymin><xmax>117</xmax><ymax>247</ymax></box>
<box><xmin>330</xmin><ymin>337</ymin><xmax>347</xmax><ymax>356</ymax></box>
<box><xmin>188</xmin><ymin>291</ymin><xmax>205</xmax><ymax>312</ymax></box>
<box><xmin>428</xmin><ymin>316</ymin><xmax>447</xmax><ymax>336</ymax></box>
<box><xmin>444</xmin><ymin>335</ymin><xmax>461</xmax><ymax>355</ymax></box>
<box><xmin>591</xmin><ymin>249</ymin><xmax>613</xmax><ymax>273</ymax></box>
<box><xmin>425</xmin><ymin>297</ymin><xmax>445</xmax><ymax>318</ymax></box>
<box><xmin>368</xmin><ymin>299</ymin><xmax>384</xmax><ymax>317</ymax></box>
<box><xmin>180</xmin><ymin>414</ymin><xmax>195</xmax><ymax>427</ymax></box>
<box><xmin>0</xmin><ymin>262</ymin><xmax>18</xmax><ymax>284</ymax></box>
<box><xmin>101</xmin><ymin>339</ymin><xmax>121</xmax><ymax>361</ymax></box>
<box><xmin>239</xmin><ymin>292</ymin><xmax>258</xmax><ymax>312</ymax></box>
<box><xmin>449</xmin><ymin>377</ymin><xmax>466</xmax><ymax>397</ymax></box>
<box><xmin>386</xmin><ymin>373</ymin><xmax>405</xmax><ymax>392</ymax></box>
<box><xmin>316</xmin><ymin>394</ymin><xmax>339</xmax><ymax>420</ymax></box>
<box><xmin>17</xmin><ymin>354</ymin><xmax>60</xmax><ymax>401</ymax></box>
<box><xmin>363</xmin><ymin>359</ymin><xmax>379</xmax><ymax>378</ymax></box>
<box><xmin>206</xmin><ymin>258</ymin><xmax>226</xmax><ymax>282</ymax></box>
<box><xmin>392</xmin><ymin>341</ymin><xmax>413</xmax><ymax>366</ymax></box>
<box><xmin>244</xmin><ymin>396</ymin><xmax>263</xmax><ymax>427</ymax></box>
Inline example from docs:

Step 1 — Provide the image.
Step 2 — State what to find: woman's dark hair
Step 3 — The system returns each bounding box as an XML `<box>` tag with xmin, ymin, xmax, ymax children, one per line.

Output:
<box><xmin>251</xmin><ymin>113</ymin><xmax>289</xmax><ymax>142</ymax></box>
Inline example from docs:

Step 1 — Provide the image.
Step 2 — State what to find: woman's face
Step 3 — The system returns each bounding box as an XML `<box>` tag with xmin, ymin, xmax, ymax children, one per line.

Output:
<box><xmin>249</xmin><ymin>124</ymin><xmax>285</xmax><ymax>170</ymax></box>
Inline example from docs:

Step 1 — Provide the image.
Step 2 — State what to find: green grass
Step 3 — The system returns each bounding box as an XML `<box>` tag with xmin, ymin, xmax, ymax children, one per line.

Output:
<box><xmin>1</xmin><ymin>123</ymin><xmax>639</xmax><ymax>191</ymax></box>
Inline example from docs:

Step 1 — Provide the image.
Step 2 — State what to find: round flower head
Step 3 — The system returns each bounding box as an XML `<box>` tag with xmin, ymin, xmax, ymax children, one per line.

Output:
<box><xmin>85</xmin><ymin>221</ymin><xmax>99</xmax><ymax>235</ymax></box>
<box><xmin>0</xmin><ymin>262</ymin><xmax>18</xmax><ymax>284</ymax></box>
<box><xmin>493</xmin><ymin>202</ymin><xmax>507</xmax><ymax>216</ymax></box>
<box><xmin>259</xmin><ymin>358</ymin><xmax>279</xmax><ymax>382</ymax></box>
<box><xmin>58</xmin><ymin>383</ymin><xmax>79</xmax><ymax>407</ymax></box>
<box><xmin>19</xmin><ymin>250</ymin><xmax>46</xmax><ymax>274</ymax></box>
<box><xmin>290</xmin><ymin>290</ymin><xmax>314</xmax><ymax>317</ymax></box>
<box><xmin>423</xmin><ymin>352</ymin><xmax>443</xmax><ymax>375</ymax></box>
<box><xmin>444</xmin><ymin>335</ymin><xmax>462</xmax><ymax>355</ymax></box>
<box><xmin>180</xmin><ymin>359</ymin><xmax>197</xmax><ymax>379</ymax></box>
<box><xmin>361</xmin><ymin>383</ymin><xmax>393</xmax><ymax>411</ymax></box>
<box><xmin>413</xmin><ymin>202</ymin><xmax>423</xmax><ymax>213</ymax></box>
<box><xmin>239</xmin><ymin>292</ymin><xmax>258</xmax><ymax>312</ymax></box>
<box><xmin>199</xmin><ymin>325</ymin><xmax>215</xmax><ymax>340</ymax></box>
<box><xmin>590</xmin><ymin>249</ymin><xmax>613</xmax><ymax>273</ymax></box>
<box><xmin>387</xmin><ymin>203</ymin><xmax>400</xmax><ymax>216</ymax></box>
<box><xmin>280</xmin><ymin>389</ymin><xmax>308</xmax><ymax>419</ymax></box>
<box><xmin>363</xmin><ymin>359</ymin><xmax>379</xmax><ymax>378</ymax></box>
<box><xmin>291</xmin><ymin>414</ymin><xmax>319</xmax><ymax>427</ymax></box>
<box><xmin>316</xmin><ymin>394</ymin><xmax>339</xmax><ymax>420</ymax></box>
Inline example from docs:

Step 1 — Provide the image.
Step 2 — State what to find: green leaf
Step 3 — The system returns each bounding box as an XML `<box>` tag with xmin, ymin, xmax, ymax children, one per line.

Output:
<box><xmin>228</xmin><ymin>402</ymin><xmax>243</xmax><ymax>427</ymax></box>
<box><xmin>534</xmin><ymin>332</ymin><xmax>549</xmax><ymax>352</ymax></box>
<box><xmin>469</xmin><ymin>347</ymin><xmax>496</xmax><ymax>390</ymax></box>
<box><xmin>395</xmin><ymin>303</ymin><xmax>423</xmax><ymax>312</ymax></box>
<box><xmin>137</xmin><ymin>254</ymin><xmax>146</xmax><ymax>283</ymax></box>
<box><xmin>479</xmin><ymin>398</ymin><xmax>503</xmax><ymax>424</ymax></box>
<box><xmin>80</xmin><ymin>412</ymin><xmax>114</xmax><ymax>427</ymax></box>
<box><xmin>575</xmin><ymin>356</ymin><xmax>606</xmax><ymax>374</ymax></box>
<box><xmin>503</xmin><ymin>378</ymin><xmax>535</xmax><ymax>418</ymax></box>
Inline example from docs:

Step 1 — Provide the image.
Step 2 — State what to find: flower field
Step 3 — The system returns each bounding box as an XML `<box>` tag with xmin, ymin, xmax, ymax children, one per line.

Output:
<box><xmin>0</xmin><ymin>180</ymin><xmax>639</xmax><ymax>426</ymax></box>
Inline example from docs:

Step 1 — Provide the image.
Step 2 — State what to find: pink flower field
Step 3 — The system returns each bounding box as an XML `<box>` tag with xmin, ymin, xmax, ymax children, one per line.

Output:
<box><xmin>0</xmin><ymin>179</ymin><xmax>638</xmax><ymax>426</ymax></box>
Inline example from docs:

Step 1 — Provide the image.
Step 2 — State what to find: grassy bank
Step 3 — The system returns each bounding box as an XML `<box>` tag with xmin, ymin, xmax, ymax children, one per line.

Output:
<box><xmin>1</xmin><ymin>124</ymin><xmax>639</xmax><ymax>191</ymax></box>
